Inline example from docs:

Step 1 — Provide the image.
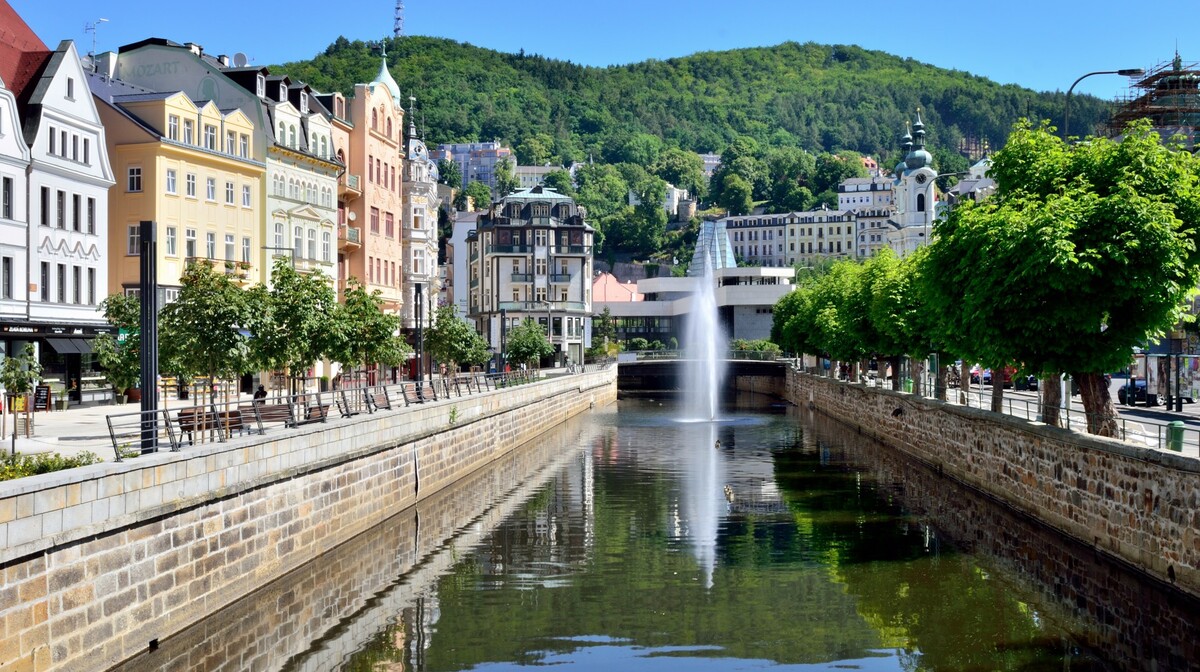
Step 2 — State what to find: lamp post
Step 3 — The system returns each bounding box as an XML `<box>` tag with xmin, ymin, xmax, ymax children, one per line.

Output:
<box><xmin>1064</xmin><ymin>68</ymin><xmax>1144</xmax><ymax>139</ymax></box>
<box><xmin>499</xmin><ymin>307</ymin><xmax>507</xmax><ymax>372</ymax></box>
<box><xmin>541</xmin><ymin>300</ymin><xmax>553</xmax><ymax>366</ymax></box>
<box><xmin>415</xmin><ymin>282</ymin><xmax>424</xmax><ymax>400</ymax></box>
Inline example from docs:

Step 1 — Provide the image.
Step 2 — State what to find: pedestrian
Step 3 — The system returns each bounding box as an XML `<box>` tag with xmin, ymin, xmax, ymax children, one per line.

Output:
<box><xmin>253</xmin><ymin>385</ymin><xmax>267</xmax><ymax>403</ymax></box>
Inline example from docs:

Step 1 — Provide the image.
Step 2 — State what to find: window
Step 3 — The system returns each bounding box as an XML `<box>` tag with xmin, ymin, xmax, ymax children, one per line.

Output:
<box><xmin>40</xmin><ymin>262</ymin><xmax>48</xmax><ymax>301</ymax></box>
<box><xmin>370</xmin><ymin>207</ymin><xmax>379</xmax><ymax>234</ymax></box>
<box><xmin>206</xmin><ymin>232</ymin><xmax>216</xmax><ymax>258</ymax></box>
<box><xmin>83</xmin><ymin>138</ymin><xmax>89</xmax><ymax>165</ymax></box>
<box><xmin>368</xmin><ymin>155</ymin><xmax>373</xmax><ymax>182</ymax></box>
<box><xmin>72</xmin><ymin>266</ymin><xmax>81</xmax><ymax>304</ymax></box>
<box><xmin>1</xmin><ymin>177</ymin><xmax>11</xmax><ymax>219</ymax></box>
<box><xmin>166</xmin><ymin>169</ymin><xmax>177</xmax><ymax>194</ymax></box>
<box><xmin>40</xmin><ymin>187</ymin><xmax>48</xmax><ymax>226</ymax></box>
<box><xmin>289</xmin><ymin>125</ymin><xmax>296</xmax><ymax>147</ymax></box>
<box><xmin>66</xmin><ymin>77</ymin><xmax>74</xmax><ymax>99</ymax></box>
<box><xmin>239</xmin><ymin>134</ymin><xmax>249</xmax><ymax>158</ymax></box>
<box><xmin>242</xmin><ymin>236</ymin><xmax>251</xmax><ymax>263</ymax></box>
<box><xmin>185</xmin><ymin>228</ymin><xmax>196</xmax><ymax>257</ymax></box>
<box><xmin>168</xmin><ymin>115</ymin><xmax>179</xmax><ymax>140</ymax></box>
<box><xmin>71</xmin><ymin>135</ymin><xmax>78</xmax><ymax>161</ymax></box>
<box><xmin>225</xmin><ymin>234</ymin><xmax>235</xmax><ymax>261</ymax></box>
<box><xmin>186</xmin><ymin>173</ymin><xmax>196</xmax><ymax>197</ymax></box>
<box><xmin>60</xmin><ymin>130</ymin><xmax>67</xmax><ymax>155</ymax></box>
<box><xmin>307</xmin><ymin>229</ymin><xmax>316</xmax><ymax>260</ymax></box>
<box><xmin>206</xmin><ymin>177</ymin><xmax>216</xmax><ymax>201</ymax></box>
<box><xmin>1</xmin><ymin>257</ymin><xmax>10</xmax><ymax>299</ymax></box>
<box><xmin>274</xmin><ymin>222</ymin><xmax>284</xmax><ymax>249</ymax></box>
<box><xmin>127</xmin><ymin>167</ymin><xmax>142</xmax><ymax>192</ymax></box>
<box><xmin>226</xmin><ymin>131</ymin><xmax>236</xmax><ymax>154</ymax></box>
<box><xmin>917</xmin><ymin>193</ymin><xmax>926</xmax><ymax>213</ymax></box>
<box><xmin>293</xmin><ymin>226</ymin><xmax>302</xmax><ymax>257</ymax></box>
<box><xmin>225</xmin><ymin>181</ymin><xmax>234</xmax><ymax>204</ymax></box>
<box><xmin>535</xmin><ymin>258</ymin><xmax>546</xmax><ymax>275</ymax></box>
<box><xmin>72</xmin><ymin>194</ymin><xmax>80</xmax><ymax>231</ymax></box>
<box><xmin>385</xmin><ymin>212</ymin><xmax>394</xmax><ymax>237</ymax></box>
<box><xmin>56</xmin><ymin>264</ymin><xmax>65</xmax><ymax>302</ymax></box>
<box><xmin>256</xmin><ymin>74</ymin><xmax>265</xmax><ymax>98</ymax></box>
<box><xmin>127</xmin><ymin>225</ymin><xmax>139</xmax><ymax>255</ymax></box>
<box><xmin>321</xmin><ymin>231</ymin><xmax>330</xmax><ymax>262</ymax></box>
<box><xmin>183</xmin><ymin>119</ymin><xmax>194</xmax><ymax>144</ymax></box>
<box><xmin>48</xmin><ymin>126</ymin><xmax>56</xmax><ymax>154</ymax></box>
<box><xmin>87</xmin><ymin>268</ymin><xmax>95</xmax><ymax>305</ymax></box>
<box><xmin>203</xmin><ymin>124</ymin><xmax>216</xmax><ymax>150</ymax></box>
<box><xmin>56</xmin><ymin>190</ymin><xmax>65</xmax><ymax>228</ymax></box>
<box><xmin>166</xmin><ymin>226</ymin><xmax>177</xmax><ymax>256</ymax></box>
<box><xmin>242</xmin><ymin>185</ymin><xmax>251</xmax><ymax>207</ymax></box>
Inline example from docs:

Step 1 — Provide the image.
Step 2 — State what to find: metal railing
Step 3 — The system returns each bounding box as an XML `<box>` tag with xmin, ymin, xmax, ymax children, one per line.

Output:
<box><xmin>103</xmin><ymin>370</ymin><xmax>546</xmax><ymax>459</ymax></box>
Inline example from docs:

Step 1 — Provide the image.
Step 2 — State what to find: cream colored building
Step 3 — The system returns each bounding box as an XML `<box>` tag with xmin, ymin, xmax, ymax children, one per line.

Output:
<box><xmin>91</xmin><ymin>76</ymin><xmax>264</xmax><ymax>300</ymax></box>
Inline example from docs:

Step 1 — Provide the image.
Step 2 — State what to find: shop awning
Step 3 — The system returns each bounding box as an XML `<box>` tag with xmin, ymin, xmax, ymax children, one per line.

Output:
<box><xmin>46</xmin><ymin>339</ymin><xmax>80</xmax><ymax>354</ymax></box>
<box><xmin>71</xmin><ymin>338</ymin><xmax>93</xmax><ymax>354</ymax></box>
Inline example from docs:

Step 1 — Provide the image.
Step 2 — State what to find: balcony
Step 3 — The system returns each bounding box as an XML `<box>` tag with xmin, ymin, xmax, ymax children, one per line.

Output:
<box><xmin>549</xmin><ymin>273</ymin><xmax>571</xmax><ymax>284</ymax></box>
<box><xmin>511</xmin><ymin>273</ymin><xmax>534</xmax><ymax>283</ymax></box>
<box><xmin>487</xmin><ymin>245</ymin><xmax>533</xmax><ymax>255</ymax></box>
<box><xmin>338</xmin><ymin>225</ymin><xmax>361</xmax><ymax>250</ymax></box>
<box><xmin>497</xmin><ymin>300</ymin><xmax>588</xmax><ymax>313</ymax></box>
<box><xmin>552</xmin><ymin>245</ymin><xmax>591</xmax><ymax>256</ymax></box>
<box><xmin>339</xmin><ymin>173</ymin><xmax>362</xmax><ymax>198</ymax></box>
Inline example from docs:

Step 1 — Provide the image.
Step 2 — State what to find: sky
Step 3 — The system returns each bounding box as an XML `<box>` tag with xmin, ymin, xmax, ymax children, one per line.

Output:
<box><xmin>8</xmin><ymin>0</ymin><xmax>1196</xmax><ymax>101</ymax></box>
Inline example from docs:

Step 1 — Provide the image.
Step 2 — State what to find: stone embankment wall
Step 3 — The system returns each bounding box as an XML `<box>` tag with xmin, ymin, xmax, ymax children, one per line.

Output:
<box><xmin>787</xmin><ymin>369</ymin><xmax>1200</xmax><ymax>599</ymax></box>
<box><xmin>0</xmin><ymin>369</ymin><xmax>616</xmax><ymax>672</ymax></box>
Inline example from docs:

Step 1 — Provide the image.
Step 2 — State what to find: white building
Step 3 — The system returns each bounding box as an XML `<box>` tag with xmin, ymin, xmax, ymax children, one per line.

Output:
<box><xmin>720</xmin><ymin>206</ymin><xmax>856</xmax><ymax>268</ymax></box>
<box><xmin>437</xmin><ymin>141</ymin><xmax>512</xmax><ymax>190</ymax></box>
<box><xmin>402</xmin><ymin>114</ymin><xmax>440</xmax><ymax>332</ymax></box>
<box><xmin>886</xmin><ymin>111</ymin><xmax>938</xmax><ymax>257</ymax></box>
<box><xmin>0</xmin><ymin>68</ymin><xmax>30</xmax><ymax>325</ymax></box>
<box><xmin>628</xmin><ymin>182</ymin><xmax>690</xmax><ymax>218</ymax></box>
<box><xmin>837</xmin><ymin>175</ymin><xmax>893</xmax><ymax>211</ymax></box>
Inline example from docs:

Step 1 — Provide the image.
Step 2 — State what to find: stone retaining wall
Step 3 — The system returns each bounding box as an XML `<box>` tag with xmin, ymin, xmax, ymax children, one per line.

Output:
<box><xmin>0</xmin><ymin>370</ymin><xmax>616</xmax><ymax>672</ymax></box>
<box><xmin>786</xmin><ymin>369</ymin><xmax>1200</xmax><ymax>599</ymax></box>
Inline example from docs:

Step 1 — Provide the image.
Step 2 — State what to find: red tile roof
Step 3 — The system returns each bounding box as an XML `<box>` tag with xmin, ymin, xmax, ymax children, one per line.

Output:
<box><xmin>0</xmin><ymin>0</ymin><xmax>50</xmax><ymax>100</ymax></box>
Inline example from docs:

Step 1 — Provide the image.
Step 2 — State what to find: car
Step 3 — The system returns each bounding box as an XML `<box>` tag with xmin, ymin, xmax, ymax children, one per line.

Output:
<box><xmin>1118</xmin><ymin>379</ymin><xmax>1148</xmax><ymax>405</ymax></box>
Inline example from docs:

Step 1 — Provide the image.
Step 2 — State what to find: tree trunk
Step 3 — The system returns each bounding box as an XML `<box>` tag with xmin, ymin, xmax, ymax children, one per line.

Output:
<box><xmin>991</xmin><ymin>369</ymin><xmax>1004</xmax><ymax>413</ymax></box>
<box><xmin>935</xmin><ymin>359</ymin><xmax>949</xmax><ymax>402</ymax></box>
<box><xmin>1040</xmin><ymin>375</ymin><xmax>1062</xmax><ymax>427</ymax></box>
<box><xmin>1074</xmin><ymin>371</ymin><xmax>1119</xmax><ymax>437</ymax></box>
<box><xmin>959</xmin><ymin>361</ymin><xmax>969</xmax><ymax>405</ymax></box>
<box><xmin>890</xmin><ymin>355</ymin><xmax>902</xmax><ymax>391</ymax></box>
<box><xmin>909</xmin><ymin>357</ymin><xmax>925</xmax><ymax>396</ymax></box>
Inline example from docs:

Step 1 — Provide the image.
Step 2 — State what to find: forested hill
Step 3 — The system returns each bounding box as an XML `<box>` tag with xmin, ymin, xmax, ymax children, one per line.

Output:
<box><xmin>276</xmin><ymin>36</ymin><xmax>1110</xmax><ymax>163</ymax></box>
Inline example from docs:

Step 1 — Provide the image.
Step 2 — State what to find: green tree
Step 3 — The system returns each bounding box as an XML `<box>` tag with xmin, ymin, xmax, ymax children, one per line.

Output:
<box><xmin>332</xmin><ymin>278</ymin><xmax>411</xmax><ymax>374</ymax></box>
<box><xmin>719</xmin><ymin>174</ymin><xmax>753</xmax><ymax>215</ymax></box>
<box><xmin>652</xmin><ymin>147</ymin><xmax>707</xmax><ymax>199</ymax></box>
<box><xmin>541</xmin><ymin>169</ymin><xmax>575</xmax><ymax>197</ymax></box>
<box><xmin>923</xmin><ymin>120</ymin><xmax>1200</xmax><ymax>435</ymax></box>
<box><xmin>425</xmin><ymin>305</ymin><xmax>490</xmax><ymax>372</ymax></box>
<box><xmin>250</xmin><ymin>259</ymin><xmax>340</xmax><ymax>390</ymax></box>
<box><xmin>516</xmin><ymin>133</ymin><xmax>554</xmax><ymax>165</ymax></box>
<box><xmin>505</xmin><ymin>317</ymin><xmax>553</xmax><ymax>367</ymax></box>
<box><xmin>92</xmin><ymin>293</ymin><xmax>141</xmax><ymax>396</ymax></box>
<box><xmin>1</xmin><ymin>343</ymin><xmax>42</xmax><ymax>452</ymax></box>
<box><xmin>494</xmin><ymin>157</ymin><xmax>520</xmax><ymax>197</ymax></box>
<box><xmin>464</xmin><ymin>180</ymin><xmax>493</xmax><ymax>210</ymax></box>
<box><xmin>437</xmin><ymin>159</ymin><xmax>462</xmax><ymax>189</ymax></box>
<box><xmin>159</xmin><ymin>262</ymin><xmax>254</xmax><ymax>400</ymax></box>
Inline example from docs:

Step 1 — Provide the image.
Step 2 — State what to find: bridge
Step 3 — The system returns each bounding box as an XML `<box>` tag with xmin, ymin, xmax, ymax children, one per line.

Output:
<box><xmin>616</xmin><ymin>351</ymin><xmax>790</xmax><ymax>394</ymax></box>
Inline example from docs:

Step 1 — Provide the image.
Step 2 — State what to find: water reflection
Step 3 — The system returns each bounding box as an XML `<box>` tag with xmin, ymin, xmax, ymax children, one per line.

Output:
<box><xmin>112</xmin><ymin>398</ymin><xmax>1200</xmax><ymax>672</ymax></box>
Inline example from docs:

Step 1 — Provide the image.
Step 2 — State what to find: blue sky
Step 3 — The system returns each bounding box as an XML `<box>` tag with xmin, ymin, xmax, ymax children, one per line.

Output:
<box><xmin>9</xmin><ymin>0</ymin><xmax>1194</xmax><ymax>100</ymax></box>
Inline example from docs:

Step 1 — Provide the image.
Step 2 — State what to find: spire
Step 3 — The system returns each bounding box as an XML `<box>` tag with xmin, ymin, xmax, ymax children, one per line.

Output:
<box><xmin>373</xmin><ymin>56</ymin><xmax>403</xmax><ymax>106</ymax></box>
<box><xmin>913</xmin><ymin>107</ymin><xmax>926</xmax><ymax>146</ymax></box>
<box><xmin>407</xmin><ymin>95</ymin><xmax>418</xmax><ymax>139</ymax></box>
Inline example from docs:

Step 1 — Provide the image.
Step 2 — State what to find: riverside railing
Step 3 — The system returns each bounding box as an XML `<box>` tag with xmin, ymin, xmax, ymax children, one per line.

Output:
<box><xmin>102</xmin><ymin>368</ymin><xmax>555</xmax><ymax>460</ymax></box>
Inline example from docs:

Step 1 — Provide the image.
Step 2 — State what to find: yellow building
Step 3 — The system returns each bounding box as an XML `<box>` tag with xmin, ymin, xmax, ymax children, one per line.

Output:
<box><xmin>90</xmin><ymin>75</ymin><xmax>264</xmax><ymax>301</ymax></box>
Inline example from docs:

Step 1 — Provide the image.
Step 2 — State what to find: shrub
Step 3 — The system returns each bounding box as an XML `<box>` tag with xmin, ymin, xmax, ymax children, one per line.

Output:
<box><xmin>0</xmin><ymin>451</ymin><xmax>102</xmax><ymax>481</ymax></box>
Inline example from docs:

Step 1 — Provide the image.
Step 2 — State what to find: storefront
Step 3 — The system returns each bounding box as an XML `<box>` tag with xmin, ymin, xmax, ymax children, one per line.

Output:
<box><xmin>0</xmin><ymin>323</ymin><xmax>116</xmax><ymax>405</ymax></box>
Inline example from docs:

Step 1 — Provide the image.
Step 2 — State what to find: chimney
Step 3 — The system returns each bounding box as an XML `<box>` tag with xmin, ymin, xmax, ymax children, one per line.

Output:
<box><xmin>218</xmin><ymin>54</ymin><xmax>230</xmax><ymax>67</ymax></box>
<box><xmin>184</xmin><ymin>42</ymin><xmax>202</xmax><ymax>56</ymax></box>
<box><xmin>95</xmin><ymin>52</ymin><xmax>117</xmax><ymax>79</ymax></box>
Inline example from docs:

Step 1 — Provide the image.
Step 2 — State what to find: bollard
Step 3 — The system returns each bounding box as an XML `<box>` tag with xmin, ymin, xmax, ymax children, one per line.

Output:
<box><xmin>1168</xmin><ymin>420</ymin><xmax>1185</xmax><ymax>452</ymax></box>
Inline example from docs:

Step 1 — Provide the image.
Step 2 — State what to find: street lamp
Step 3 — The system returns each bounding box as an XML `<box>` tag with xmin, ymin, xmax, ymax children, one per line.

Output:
<box><xmin>499</xmin><ymin>307</ymin><xmax>507</xmax><ymax>372</ymax></box>
<box><xmin>415</xmin><ymin>282</ymin><xmax>424</xmax><ymax>400</ymax></box>
<box><xmin>1063</xmin><ymin>68</ymin><xmax>1144</xmax><ymax>139</ymax></box>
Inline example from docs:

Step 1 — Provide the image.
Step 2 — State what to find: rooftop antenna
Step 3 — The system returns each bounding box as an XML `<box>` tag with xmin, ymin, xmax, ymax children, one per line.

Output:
<box><xmin>394</xmin><ymin>0</ymin><xmax>404</xmax><ymax>38</ymax></box>
<box><xmin>84</xmin><ymin>18</ymin><xmax>108</xmax><ymax>72</ymax></box>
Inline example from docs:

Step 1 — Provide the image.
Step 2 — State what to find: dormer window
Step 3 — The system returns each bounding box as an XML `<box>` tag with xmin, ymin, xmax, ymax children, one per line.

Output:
<box><xmin>279</xmin><ymin>83</ymin><xmax>286</xmax><ymax>101</ymax></box>
<box><xmin>256</xmin><ymin>74</ymin><xmax>265</xmax><ymax>97</ymax></box>
<box><xmin>299</xmin><ymin>93</ymin><xmax>308</xmax><ymax>114</ymax></box>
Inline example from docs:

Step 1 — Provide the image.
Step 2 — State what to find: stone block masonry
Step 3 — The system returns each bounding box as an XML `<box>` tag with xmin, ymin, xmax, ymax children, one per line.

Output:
<box><xmin>0</xmin><ymin>369</ymin><xmax>616</xmax><ymax>672</ymax></box>
<box><xmin>786</xmin><ymin>369</ymin><xmax>1200</xmax><ymax>599</ymax></box>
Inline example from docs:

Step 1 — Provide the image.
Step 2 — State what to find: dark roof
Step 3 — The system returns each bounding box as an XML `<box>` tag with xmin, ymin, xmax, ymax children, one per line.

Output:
<box><xmin>117</xmin><ymin>37</ymin><xmax>184</xmax><ymax>53</ymax></box>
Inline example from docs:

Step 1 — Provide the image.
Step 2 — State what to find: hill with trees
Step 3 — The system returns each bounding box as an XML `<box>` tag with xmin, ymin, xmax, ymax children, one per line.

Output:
<box><xmin>276</xmin><ymin>37</ymin><xmax>1111</xmax><ymax>166</ymax></box>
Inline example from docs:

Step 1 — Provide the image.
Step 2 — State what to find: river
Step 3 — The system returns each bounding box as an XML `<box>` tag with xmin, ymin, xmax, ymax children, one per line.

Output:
<box><xmin>115</xmin><ymin>397</ymin><xmax>1200</xmax><ymax>671</ymax></box>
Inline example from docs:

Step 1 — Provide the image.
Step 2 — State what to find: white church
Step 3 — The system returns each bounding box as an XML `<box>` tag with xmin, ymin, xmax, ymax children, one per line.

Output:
<box><xmin>885</xmin><ymin>110</ymin><xmax>939</xmax><ymax>256</ymax></box>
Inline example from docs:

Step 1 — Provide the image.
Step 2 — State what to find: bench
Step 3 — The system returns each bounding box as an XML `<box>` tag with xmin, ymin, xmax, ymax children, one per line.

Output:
<box><xmin>367</xmin><ymin>387</ymin><xmax>391</xmax><ymax>411</ymax></box>
<box><xmin>176</xmin><ymin>407</ymin><xmax>245</xmax><ymax>444</ymax></box>
<box><xmin>242</xmin><ymin>403</ymin><xmax>293</xmax><ymax>431</ymax></box>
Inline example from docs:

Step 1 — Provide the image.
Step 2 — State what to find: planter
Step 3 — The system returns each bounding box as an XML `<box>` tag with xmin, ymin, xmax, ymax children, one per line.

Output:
<box><xmin>127</xmin><ymin>388</ymin><xmax>142</xmax><ymax>402</ymax></box>
<box><xmin>114</xmin><ymin>394</ymin><xmax>127</xmax><ymax>405</ymax></box>
<box><xmin>54</xmin><ymin>399</ymin><xmax>69</xmax><ymax>411</ymax></box>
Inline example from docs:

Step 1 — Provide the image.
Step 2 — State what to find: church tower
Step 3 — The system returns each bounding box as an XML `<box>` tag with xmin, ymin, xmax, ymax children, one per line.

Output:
<box><xmin>888</xmin><ymin>109</ymin><xmax>939</xmax><ymax>255</ymax></box>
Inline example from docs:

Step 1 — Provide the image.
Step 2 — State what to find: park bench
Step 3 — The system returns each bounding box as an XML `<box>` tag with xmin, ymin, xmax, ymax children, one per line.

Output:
<box><xmin>176</xmin><ymin>407</ymin><xmax>245</xmax><ymax>445</ymax></box>
<box><xmin>366</xmin><ymin>386</ymin><xmax>392</xmax><ymax>412</ymax></box>
<box><xmin>242</xmin><ymin>402</ymin><xmax>293</xmax><ymax>431</ymax></box>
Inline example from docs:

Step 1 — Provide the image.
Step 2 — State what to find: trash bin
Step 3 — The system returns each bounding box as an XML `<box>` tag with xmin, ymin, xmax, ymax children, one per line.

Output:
<box><xmin>1168</xmin><ymin>420</ymin><xmax>1185</xmax><ymax>452</ymax></box>
<box><xmin>903</xmin><ymin>379</ymin><xmax>913</xmax><ymax>393</ymax></box>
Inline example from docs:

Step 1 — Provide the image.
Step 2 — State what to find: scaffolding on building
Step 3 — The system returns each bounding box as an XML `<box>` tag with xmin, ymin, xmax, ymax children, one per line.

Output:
<box><xmin>1109</xmin><ymin>54</ymin><xmax>1200</xmax><ymax>147</ymax></box>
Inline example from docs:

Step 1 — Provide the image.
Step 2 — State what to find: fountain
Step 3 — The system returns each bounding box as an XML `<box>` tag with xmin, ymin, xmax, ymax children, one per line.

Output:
<box><xmin>681</xmin><ymin>251</ymin><xmax>727</xmax><ymax>421</ymax></box>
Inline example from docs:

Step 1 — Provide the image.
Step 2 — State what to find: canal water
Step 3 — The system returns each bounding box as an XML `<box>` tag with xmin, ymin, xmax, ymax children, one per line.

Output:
<box><xmin>117</xmin><ymin>397</ymin><xmax>1200</xmax><ymax>671</ymax></box>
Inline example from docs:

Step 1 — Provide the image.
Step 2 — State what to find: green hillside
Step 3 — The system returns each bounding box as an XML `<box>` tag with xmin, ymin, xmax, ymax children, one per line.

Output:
<box><xmin>276</xmin><ymin>36</ymin><xmax>1110</xmax><ymax>163</ymax></box>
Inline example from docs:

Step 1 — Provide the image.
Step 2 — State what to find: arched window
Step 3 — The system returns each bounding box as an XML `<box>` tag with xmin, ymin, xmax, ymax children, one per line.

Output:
<box><xmin>368</xmin><ymin>155</ymin><xmax>374</xmax><ymax>182</ymax></box>
<box><xmin>371</xmin><ymin>109</ymin><xmax>378</xmax><ymax>130</ymax></box>
<box><xmin>289</xmin><ymin>125</ymin><xmax>296</xmax><ymax>147</ymax></box>
<box><xmin>320</xmin><ymin>137</ymin><xmax>328</xmax><ymax>157</ymax></box>
<box><xmin>307</xmin><ymin>228</ymin><xmax>317</xmax><ymax>259</ymax></box>
<box><xmin>386</xmin><ymin>118</ymin><xmax>392</xmax><ymax>137</ymax></box>
<box><xmin>917</xmin><ymin>193</ymin><xmax>926</xmax><ymax>213</ymax></box>
<box><xmin>274</xmin><ymin>222</ymin><xmax>284</xmax><ymax>248</ymax></box>
<box><xmin>293</xmin><ymin>226</ymin><xmax>303</xmax><ymax>257</ymax></box>
<box><xmin>278</xmin><ymin>121</ymin><xmax>285</xmax><ymax>142</ymax></box>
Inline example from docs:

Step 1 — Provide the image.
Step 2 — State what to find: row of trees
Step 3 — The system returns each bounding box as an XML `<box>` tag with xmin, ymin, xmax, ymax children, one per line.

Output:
<box><xmin>773</xmin><ymin>120</ymin><xmax>1200</xmax><ymax>436</ymax></box>
<box><xmin>94</xmin><ymin>259</ymin><xmax>412</xmax><ymax>399</ymax></box>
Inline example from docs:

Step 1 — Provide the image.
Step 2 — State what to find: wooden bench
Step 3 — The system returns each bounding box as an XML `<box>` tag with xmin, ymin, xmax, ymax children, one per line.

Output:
<box><xmin>368</xmin><ymin>387</ymin><xmax>391</xmax><ymax>411</ymax></box>
<box><xmin>241</xmin><ymin>403</ymin><xmax>293</xmax><ymax>431</ymax></box>
<box><xmin>176</xmin><ymin>407</ymin><xmax>245</xmax><ymax>444</ymax></box>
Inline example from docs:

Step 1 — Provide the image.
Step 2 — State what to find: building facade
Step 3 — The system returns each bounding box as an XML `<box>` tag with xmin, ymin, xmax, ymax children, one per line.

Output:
<box><xmin>437</xmin><ymin>141</ymin><xmax>512</xmax><ymax>190</ymax></box>
<box><xmin>91</xmin><ymin>78</ymin><xmax>265</xmax><ymax>304</ymax></box>
<box><xmin>467</xmin><ymin>186</ymin><xmax>593</xmax><ymax>365</ymax></box>
<box><xmin>402</xmin><ymin>112</ymin><xmax>440</xmax><ymax>334</ymax></box>
<box><xmin>721</xmin><ymin>206</ymin><xmax>856</xmax><ymax>268</ymax></box>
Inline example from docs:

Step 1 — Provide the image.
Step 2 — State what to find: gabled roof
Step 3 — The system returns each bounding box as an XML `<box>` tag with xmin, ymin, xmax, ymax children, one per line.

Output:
<box><xmin>0</xmin><ymin>0</ymin><xmax>51</xmax><ymax>101</ymax></box>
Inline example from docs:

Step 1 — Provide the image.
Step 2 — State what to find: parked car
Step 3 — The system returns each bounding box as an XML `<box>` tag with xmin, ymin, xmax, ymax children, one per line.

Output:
<box><xmin>1014</xmin><ymin>374</ymin><xmax>1039</xmax><ymax>391</ymax></box>
<box><xmin>1118</xmin><ymin>379</ymin><xmax>1148</xmax><ymax>405</ymax></box>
